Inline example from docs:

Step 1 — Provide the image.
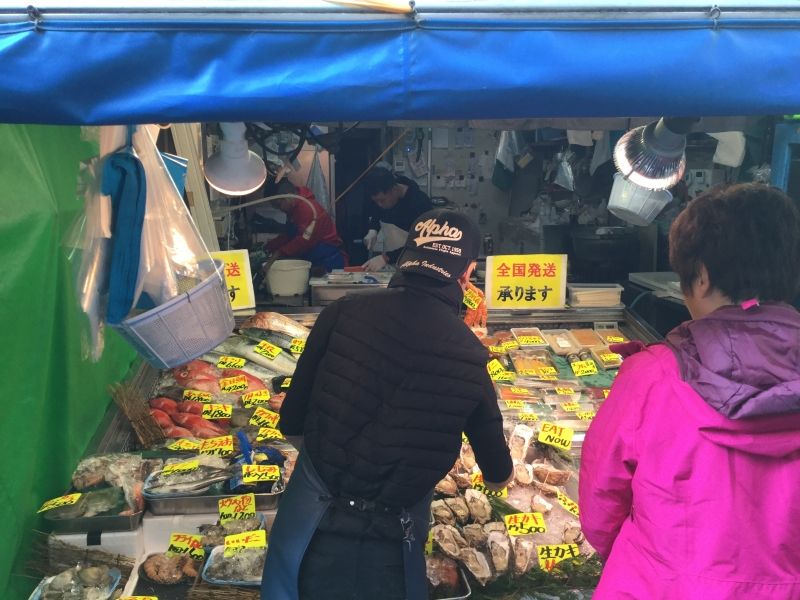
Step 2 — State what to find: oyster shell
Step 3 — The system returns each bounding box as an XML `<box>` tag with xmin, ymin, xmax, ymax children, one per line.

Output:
<box><xmin>431</xmin><ymin>524</ymin><xmax>468</xmax><ymax>560</ymax></box>
<box><xmin>451</xmin><ymin>472</ymin><xmax>473</xmax><ymax>489</ymax></box>
<box><xmin>426</xmin><ymin>555</ymin><xmax>460</xmax><ymax>590</ymax></box>
<box><xmin>444</xmin><ymin>496</ymin><xmax>470</xmax><ymax>525</ymax></box>
<box><xmin>77</xmin><ymin>566</ymin><xmax>110</xmax><ymax>587</ymax></box>
<box><xmin>513</xmin><ymin>462</ymin><xmax>534</xmax><ymax>485</ymax></box>
<box><xmin>513</xmin><ymin>537</ymin><xmax>536</xmax><ymax>575</ymax></box>
<box><xmin>431</xmin><ymin>499</ymin><xmax>456</xmax><ymax>526</ymax></box>
<box><xmin>464</xmin><ymin>489</ymin><xmax>492</xmax><ymax>524</ymax></box>
<box><xmin>563</xmin><ymin>524</ymin><xmax>585</xmax><ymax>545</ymax></box>
<box><xmin>435</xmin><ymin>475</ymin><xmax>459</xmax><ymax>497</ymax></box>
<box><xmin>531</xmin><ymin>479</ymin><xmax>561</xmax><ymax>497</ymax></box>
<box><xmin>509</xmin><ymin>424</ymin><xmax>534</xmax><ymax>462</ymax></box>
<box><xmin>487</xmin><ymin>531</ymin><xmax>512</xmax><ymax>575</ymax></box>
<box><xmin>532</xmin><ymin>461</ymin><xmax>571</xmax><ymax>486</ymax></box>
<box><xmin>483</xmin><ymin>521</ymin><xmax>506</xmax><ymax>535</ymax></box>
<box><xmin>462</xmin><ymin>523</ymin><xmax>487</xmax><ymax>548</ymax></box>
<box><xmin>458</xmin><ymin>548</ymin><xmax>493</xmax><ymax>586</ymax></box>
<box><xmin>531</xmin><ymin>494</ymin><xmax>554</xmax><ymax>513</ymax></box>
<box><xmin>460</xmin><ymin>444</ymin><xmax>477</xmax><ymax>470</ymax></box>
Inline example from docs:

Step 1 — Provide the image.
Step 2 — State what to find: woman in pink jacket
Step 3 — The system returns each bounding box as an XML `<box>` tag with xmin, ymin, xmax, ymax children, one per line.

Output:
<box><xmin>580</xmin><ymin>183</ymin><xmax>800</xmax><ymax>599</ymax></box>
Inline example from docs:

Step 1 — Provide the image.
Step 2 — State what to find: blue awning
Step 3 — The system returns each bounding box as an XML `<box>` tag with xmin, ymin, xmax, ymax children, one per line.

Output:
<box><xmin>2</xmin><ymin>2</ymin><xmax>800</xmax><ymax>124</ymax></box>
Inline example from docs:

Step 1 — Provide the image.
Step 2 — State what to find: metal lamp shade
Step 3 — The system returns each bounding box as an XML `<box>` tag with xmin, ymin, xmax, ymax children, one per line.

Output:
<box><xmin>613</xmin><ymin>121</ymin><xmax>687</xmax><ymax>191</ymax></box>
<box><xmin>204</xmin><ymin>122</ymin><xmax>267</xmax><ymax>196</ymax></box>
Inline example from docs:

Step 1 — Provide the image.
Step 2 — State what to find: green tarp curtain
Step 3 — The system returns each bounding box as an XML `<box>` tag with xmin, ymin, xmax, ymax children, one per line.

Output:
<box><xmin>0</xmin><ymin>125</ymin><xmax>137</xmax><ymax>597</ymax></box>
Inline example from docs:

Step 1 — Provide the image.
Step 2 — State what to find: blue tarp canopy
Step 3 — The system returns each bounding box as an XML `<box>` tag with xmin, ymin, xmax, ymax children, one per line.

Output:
<box><xmin>1</xmin><ymin>1</ymin><xmax>800</xmax><ymax>125</ymax></box>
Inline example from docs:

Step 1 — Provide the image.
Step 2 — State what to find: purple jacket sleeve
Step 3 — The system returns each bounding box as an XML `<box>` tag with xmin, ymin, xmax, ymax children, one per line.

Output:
<box><xmin>579</xmin><ymin>352</ymin><xmax>650</xmax><ymax>560</ymax></box>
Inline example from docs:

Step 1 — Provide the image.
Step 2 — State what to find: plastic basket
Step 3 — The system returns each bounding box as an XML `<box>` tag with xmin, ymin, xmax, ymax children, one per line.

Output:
<box><xmin>608</xmin><ymin>173</ymin><xmax>672</xmax><ymax>226</ymax></box>
<box><xmin>267</xmin><ymin>259</ymin><xmax>311</xmax><ymax>296</ymax></box>
<box><xmin>111</xmin><ymin>260</ymin><xmax>234</xmax><ymax>369</ymax></box>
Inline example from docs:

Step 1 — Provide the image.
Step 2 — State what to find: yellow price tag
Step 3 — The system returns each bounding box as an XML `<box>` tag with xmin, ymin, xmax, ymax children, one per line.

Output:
<box><xmin>202</xmin><ymin>403</ymin><xmax>233</xmax><ymax>420</ymax></box>
<box><xmin>603</xmin><ymin>388</ymin><xmax>611</xmax><ymax>398</ymax></box>
<box><xmin>162</xmin><ymin>460</ymin><xmax>200</xmax><ymax>477</ymax></box>
<box><xmin>504</xmin><ymin>512</ymin><xmax>547</xmax><ymax>536</ymax></box>
<box><xmin>250</xmin><ymin>406</ymin><xmax>280</xmax><ymax>428</ymax></box>
<box><xmin>166</xmin><ymin>439</ymin><xmax>201</xmax><ymax>452</ymax></box>
<box><xmin>517</xmin><ymin>335</ymin><xmax>546</xmax><ymax>346</ymax></box>
<box><xmin>555</xmin><ymin>387</ymin><xmax>575</xmax><ymax>395</ymax></box>
<box><xmin>217</xmin><ymin>355</ymin><xmax>246</xmax><ymax>369</ymax></box>
<box><xmin>220</xmin><ymin>374</ymin><xmax>248</xmax><ymax>393</ymax></box>
<box><xmin>557</xmin><ymin>491</ymin><xmax>580</xmax><ymax>518</ymax></box>
<box><xmin>487</xmin><ymin>359</ymin><xmax>515</xmax><ymax>382</ymax></box>
<box><xmin>424</xmin><ymin>529</ymin><xmax>434</xmax><ymax>555</ymax></box>
<box><xmin>537</xmin><ymin>422</ymin><xmax>574</xmax><ymax>450</ymax></box>
<box><xmin>470</xmin><ymin>473</ymin><xmax>508</xmax><ymax>498</ymax></box>
<box><xmin>502</xmin><ymin>340</ymin><xmax>520</xmax><ymax>351</ymax></box>
<box><xmin>224</xmin><ymin>529</ymin><xmax>267</xmax><ymax>558</ymax></box>
<box><xmin>519</xmin><ymin>413</ymin><xmax>539</xmax><ymax>422</ymax></box>
<box><xmin>509</xmin><ymin>386</ymin><xmax>531</xmax><ymax>396</ymax></box>
<box><xmin>461</xmin><ymin>432</ymin><xmax>469</xmax><ymax>444</ymax></box>
<box><xmin>463</xmin><ymin>287</ymin><xmax>482</xmax><ymax>310</ymax></box>
<box><xmin>218</xmin><ymin>493</ymin><xmax>256</xmax><ymax>523</ymax></box>
<box><xmin>537</xmin><ymin>543</ymin><xmax>580</xmax><ymax>571</ymax></box>
<box><xmin>199</xmin><ymin>435</ymin><xmax>234</xmax><ymax>456</ymax></box>
<box><xmin>254</xmin><ymin>340</ymin><xmax>282</xmax><ymax>360</ymax></box>
<box><xmin>576</xmin><ymin>411</ymin><xmax>596</xmax><ymax>421</ymax></box>
<box><xmin>571</xmin><ymin>359</ymin><xmax>598</xmax><ymax>377</ymax></box>
<box><xmin>167</xmin><ymin>533</ymin><xmax>205</xmax><ymax>561</ymax></box>
<box><xmin>242</xmin><ymin>464</ymin><xmax>281</xmax><ymax>484</ymax></box>
<box><xmin>505</xmin><ymin>400</ymin><xmax>524</xmax><ymax>410</ymax></box>
<box><xmin>537</xmin><ymin>366</ymin><xmax>558</xmax><ymax>376</ymax></box>
<box><xmin>600</xmin><ymin>352</ymin><xmax>621</xmax><ymax>362</ymax></box>
<box><xmin>561</xmin><ymin>402</ymin><xmax>580</xmax><ymax>412</ymax></box>
<box><xmin>256</xmin><ymin>427</ymin><xmax>285</xmax><ymax>442</ymax></box>
<box><xmin>290</xmin><ymin>338</ymin><xmax>306</xmax><ymax>354</ymax></box>
<box><xmin>183</xmin><ymin>389</ymin><xmax>212</xmax><ymax>403</ymax></box>
<box><xmin>242</xmin><ymin>389</ymin><xmax>271</xmax><ymax>408</ymax></box>
<box><xmin>38</xmin><ymin>493</ymin><xmax>82</xmax><ymax>513</ymax></box>
<box><xmin>281</xmin><ymin>377</ymin><xmax>292</xmax><ymax>389</ymax></box>
<box><xmin>606</xmin><ymin>335</ymin><xmax>625</xmax><ymax>343</ymax></box>
<box><xmin>487</xmin><ymin>345</ymin><xmax>506</xmax><ymax>354</ymax></box>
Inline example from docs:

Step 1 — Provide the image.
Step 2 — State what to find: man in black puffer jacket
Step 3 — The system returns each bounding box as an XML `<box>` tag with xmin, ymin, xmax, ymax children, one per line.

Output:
<box><xmin>262</xmin><ymin>210</ymin><xmax>513</xmax><ymax>600</ymax></box>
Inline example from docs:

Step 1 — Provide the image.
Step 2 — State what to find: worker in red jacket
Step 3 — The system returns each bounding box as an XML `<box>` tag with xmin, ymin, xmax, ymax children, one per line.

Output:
<box><xmin>264</xmin><ymin>179</ymin><xmax>348</xmax><ymax>273</ymax></box>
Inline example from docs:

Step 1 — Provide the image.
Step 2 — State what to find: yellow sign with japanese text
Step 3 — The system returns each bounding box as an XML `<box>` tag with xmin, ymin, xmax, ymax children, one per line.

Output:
<box><xmin>38</xmin><ymin>493</ymin><xmax>82</xmax><ymax>513</ymax></box>
<box><xmin>504</xmin><ymin>512</ymin><xmax>547</xmax><ymax>536</ymax></box>
<box><xmin>485</xmin><ymin>254</ymin><xmax>567</xmax><ymax>309</ymax></box>
<box><xmin>218</xmin><ymin>493</ymin><xmax>257</xmax><ymax>523</ymax></box>
<box><xmin>224</xmin><ymin>529</ymin><xmax>267</xmax><ymax>558</ymax></box>
<box><xmin>211</xmin><ymin>249</ymin><xmax>256</xmax><ymax>310</ymax></box>
<box><xmin>537</xmin><ymin>543</ymin><xmax>580</xmax><ymax>571</ymax></box>
<box><xmin>166</xmin><ymin>533</ymin><xmax>205</xmax><ymax>561</ymax></box>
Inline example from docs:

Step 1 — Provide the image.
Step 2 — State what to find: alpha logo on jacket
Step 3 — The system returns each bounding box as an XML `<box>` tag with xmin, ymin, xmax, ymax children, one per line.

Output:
<box><xmin>413</xmin><ymin>218</ymin><xmax>463</xmax><ymax>248</ymax></box>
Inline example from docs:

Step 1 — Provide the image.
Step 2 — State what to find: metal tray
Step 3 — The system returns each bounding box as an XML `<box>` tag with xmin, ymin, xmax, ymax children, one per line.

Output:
<box><xmin>147</xmin><ymin>489</ymin><xmax>282</xmax><ymax>515</ymax></box>
<box><xmin>44</xmin><ymin>510</ymin><xmax>144</xmax><ymax>534</ymax></box>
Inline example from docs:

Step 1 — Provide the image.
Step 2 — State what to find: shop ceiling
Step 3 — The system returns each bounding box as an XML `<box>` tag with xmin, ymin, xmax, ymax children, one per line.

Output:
<box><xmin>1</xmin><ymin>2</ymin><xmax>799</xmax><ymax>125</ymax></box>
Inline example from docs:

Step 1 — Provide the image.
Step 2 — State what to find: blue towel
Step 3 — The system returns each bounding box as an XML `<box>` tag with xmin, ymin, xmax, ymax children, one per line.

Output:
<box><xmin>102</xmin><ymin>150</ymin><xmax>147</xmax><ymax>324</ymax></box>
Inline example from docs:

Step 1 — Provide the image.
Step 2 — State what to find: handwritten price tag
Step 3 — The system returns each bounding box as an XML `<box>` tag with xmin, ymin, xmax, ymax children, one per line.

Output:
<box><xmin>537</xmin><ymin>366</ymin><xmax>558</xmax><ymax>376</ymax></box>
<box><xmin>571</xmin><ymin>360</ymin><xmax>598</xmax><ymax>377</ymax></box>
<box><xmin>470</xmin><ymin>473</ymin><xmax>508</xmax><ymax>498</ymax></box>
<box><xmin>606</xmin><ymin>335</ymin><xmax>625</xmax><ymax>343</ymax></box>
<box><xmin>183</xmin><ymin>389</ymin><xmax>212</xmax><ymax>403</ymax></box>
<box><xmin>250</xmin><ymin>407</ymin><xmax>280</xmax><ymax>428</ymax></box>
<box><xmin>203</xmin><ymin>403</ymin><xmax>233</xmax><ymax>420</ymax></box>
<box><xmin>561</xmin><ymin>402</ymin><xmax>580</xmax><ymax>412</ymax></box>
<box><xmin>487</xmin><ymin>345</ymin><xmax>505</xmax><ymax>354</ymax></box>
<box><xmin>576</xmin><ymin>411</ymin><xmax>596</xmax><ymax>421</ymax></box>
<box><xmin>557</xmin><ymin>491</ymin><xmax>580</xmax><ymax>517</ymax></box>
<box><xmin>218</xmin><ymin>493</ymin><xmax>256</xmax><ymax>523</ymax></box>
<box><xmin>241</xmin><ymin>389</ymin><xmax>271</xmax><ymax>408</ymax></box>
<box><xmin>463</xmin><ymin>287</ymin><xmax>482</xmax><ymax>310</ymax></box>
<box><xmin>224</xmin><ymin>529</ymin><xmax>267</xmax><ymax>558</ymax></box>
<box><xmin>289</xmin><ymin>338</ymin><xmax>306</xmax><ymax>354</ymax></box>
<box><xmin>166</xmin><ymin>439</ymin><xmax>201</xmax><ymax>452</ymax></box>
<box><xmin>509</xmin><ymin>386</ymin><xmax>531</xmax><ymax>396</ymax></box>
<box><xmin>504</xmin><ymin>512</ymin><xmax>547</xmax><ymax>536</ymax></box>
<box><xmin>281</xmin><ymin>377</ymin><xmax>292</xmax><ymax>389</ymax></box>
<box><xmin>425</xmin><ymin>529</ymin><xmax>434</xmax><ymax>555</ymax></box>
<box><xmin>256</xmin><ymin>427</ymin><xmax>285</xmax><ymax>442</ymax></box>
<box><xmin>487</xmin><ymin>359</ymin><xmax>515</xmax><ymax>382</ymax></box>
<box><xmin>220</xmin><ymin>375</ymin><xmax>248</xmax><ymax>393</ymax></box>
<box><xmin>600</xmin><ymin>352</ymin><xmax>621</xmax><ymax>363</ymax></box>
<box><xmin>502</xmin><ymin>340</ymin><xmax>520</xmax><ymax>351</ymax></box>
<box><xmin>537</xmin><ymin>422</ymin><xmax>575</xmax><ymax>450</ymax></box>
<box><xmin>517</xmin><ymin>335</ymin><xmax>546</xmax><ymax>346</ymax></box>
<box><xmin>519</xmin><ymin>413</ymin><xmax>539</xmax><ymax>422</ymax></box>
<box><xmin>242</xmin><ymin>464</ymin><xmax>281</xmax><ymax>484</ymax></box>
<box><xmin>38</xmin><ymin>493</ymin><xmax>82</xmax><ymax>513</ymax></box>
<box><xmin>217</xmin><ymin>355</ymin><xmax>246</xmax><ymax>369</ymax></box>
<box><xmin>537</xmin><ymin>543</ymin><xmax>580</xmax><ymax>571</ymax></box>
<box><xmin>199</xmin><ymin>435</ymin><xmax>234</xmax><ymax>456</ymax></box>
<box><xmin>254</xmin><ymin>340</ymin><xmax>282</xmax><ymax>360</ymax></box>
<box><xmin>555</xmin><ymin>387</ymin><xmax>575</xmax><ymax>395</ymax></box>
<box><xmin>505</xmin><ymin>400</ymin><xmax>525</xmax><ymax>410</ymax></box>
<box><xmin>162</xmin><ymin>460</ymin><xmax>200</xmax><ymax>477</ymax></box>
<box><xmin>167</xmin><ymin>533</ymin><xmax>204</xmax><ymax>561</ymax></box>
<box><xmin>461</xmin><ymin>432</ymin><xmax>469</xmax><ymax>444</ymax></box>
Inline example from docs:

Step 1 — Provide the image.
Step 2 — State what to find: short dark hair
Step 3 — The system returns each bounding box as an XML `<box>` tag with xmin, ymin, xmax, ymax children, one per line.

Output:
<box><xmin>275</xmin><ymin>179</ymin><xmax>297</xmax><ymax>196</ymax></box>
<box><xmin>363</xmin><ymin>167</ymin><xmax>397</xmax><ymax>198</ymax></box>
<box><xmin>669</xmin><ymin>183</ymin><xmax>800</xmax><ymax>303</ymax></box>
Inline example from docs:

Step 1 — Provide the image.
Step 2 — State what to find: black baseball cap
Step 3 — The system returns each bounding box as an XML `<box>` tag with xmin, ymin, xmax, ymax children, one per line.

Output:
<box><xmin>396</xmin><ymin>209</ymin><xmax>481</xmax><ymax>282</ymax></box>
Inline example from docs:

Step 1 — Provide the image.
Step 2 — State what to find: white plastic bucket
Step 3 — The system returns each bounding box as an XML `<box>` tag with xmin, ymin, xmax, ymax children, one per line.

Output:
<box><xmin>608</xmin><ymin>173</ymin><xmax>673</xmax><ymax>226</ymax></box>
<box><xmin>267</xmin><ymin>259</ymin><xmax>312</xmax><ymax>296</ymax></box>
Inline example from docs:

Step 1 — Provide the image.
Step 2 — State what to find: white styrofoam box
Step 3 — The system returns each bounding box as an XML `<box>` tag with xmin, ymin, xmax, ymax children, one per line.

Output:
<box><xmin>53</xmin><ymin>528</ymin><xmax>144</xmax><ymax>563</ymax></box>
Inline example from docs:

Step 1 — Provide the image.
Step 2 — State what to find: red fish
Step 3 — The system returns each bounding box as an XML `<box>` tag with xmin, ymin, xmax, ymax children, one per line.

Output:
<box><xmin>173</xmin><ymin>359</ymin><xmax>220</xmax><ymax>387</ymax></box>
<box><xmin>149</xmin><ymin>397</ymin><xmax>179</xmax><ymax>415</ymax></box>
<box><xmin>179</xmin><ymin>401</ymin><xmax>204</xmax><ymax>415</ymax></box>
<box><xmin>150</xmin><ymin>408</ymin><xmax>174</xmax><ymax>430</ymax></box>
<box><xmin>163</xmin><ymin>425</ymin><xmax>194</xmax><ymax>438</ymax></box>
<box><xmin>220</xmin><ymin>369</ymin><xmax>267</xmax><ymax>392</ymax></box>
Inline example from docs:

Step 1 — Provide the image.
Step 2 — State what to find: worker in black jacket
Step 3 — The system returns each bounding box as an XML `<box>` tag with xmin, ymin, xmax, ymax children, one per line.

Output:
<box><xmin>262</xmin><ymin>209</ymin><xmax>513</xmax><ymax>600</ymax></box>
<box><xmin>361</xmin><ymin>167</ymin><xmax>433</xmax><ymax>271</ymax></box>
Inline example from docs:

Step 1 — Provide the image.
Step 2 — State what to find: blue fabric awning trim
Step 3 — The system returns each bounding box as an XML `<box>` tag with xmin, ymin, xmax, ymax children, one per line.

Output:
<box><xmin>1</xmin><ymin>7</ymin><xmax>800</xmax><ymax>124</ymax></box>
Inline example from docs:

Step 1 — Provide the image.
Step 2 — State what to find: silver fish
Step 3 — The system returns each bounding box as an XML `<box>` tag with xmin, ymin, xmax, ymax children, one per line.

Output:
<box><xmin>216</xmin><ymin>336</ymin><xmax>296</xmax><ymax>376</ymax></box>
<box><xmin>240</xmin><ymin>312</ymin><xmax>310</xmax><ymax>340</ymax></box>
<box><xmin>201</xmin><ymin>350</ymin><xmax>279</xmax><ymax>387</ymax></box>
